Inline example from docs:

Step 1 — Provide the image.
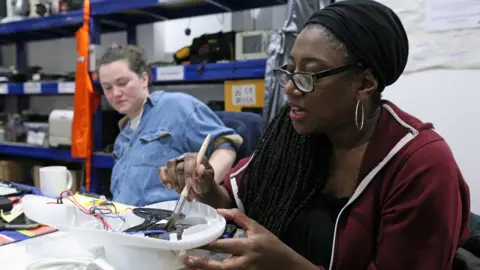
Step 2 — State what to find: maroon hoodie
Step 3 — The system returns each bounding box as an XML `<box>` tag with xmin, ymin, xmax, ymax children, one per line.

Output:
<box><xmin>222</xmin><ymin>100</ymin><xmax>471</xmax><ymax>270</ymax></box>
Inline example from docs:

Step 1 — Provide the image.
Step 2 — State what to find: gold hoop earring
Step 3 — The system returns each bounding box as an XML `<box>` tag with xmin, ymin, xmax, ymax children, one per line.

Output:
<box><xmin>355</xmin><ymin>100</ymin><xmax>365</xmax><ymax>131</ymax></box>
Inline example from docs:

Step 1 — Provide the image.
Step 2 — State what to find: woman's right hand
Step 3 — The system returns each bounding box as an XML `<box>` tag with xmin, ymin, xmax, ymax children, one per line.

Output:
<box><xmin>158</xmin><ymin>153</ymin><xmax>215</xmax><ymax>201</ymax></box>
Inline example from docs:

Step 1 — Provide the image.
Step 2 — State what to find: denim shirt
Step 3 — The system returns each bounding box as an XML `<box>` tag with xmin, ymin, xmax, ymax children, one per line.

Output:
<box><xmin>111</xmin><ymin>91</ymin><xmax>239</xmax><ymax>206</ymax></box>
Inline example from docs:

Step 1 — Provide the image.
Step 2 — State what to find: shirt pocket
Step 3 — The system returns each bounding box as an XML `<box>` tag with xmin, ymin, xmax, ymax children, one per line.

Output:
<box><xmin>137</xmin><ymin>129</ymin><xmax>173</xmax><ymax>167</ymax></box>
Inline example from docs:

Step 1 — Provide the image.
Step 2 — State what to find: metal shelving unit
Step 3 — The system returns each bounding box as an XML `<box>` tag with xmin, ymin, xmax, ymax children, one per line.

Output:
<box><xmin>0</xmin><ymin>60</ymin><xmax>267</xmax><ymax>94</ymax></box>
<box><xmin>0</xmin><ymin>0</ymin><xmax>284</xmax><ymax>193</ymax></box>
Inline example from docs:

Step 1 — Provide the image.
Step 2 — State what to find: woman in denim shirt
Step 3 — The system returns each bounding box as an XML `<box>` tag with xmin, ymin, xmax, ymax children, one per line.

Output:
<box><xmin>97</xmin><ymin>44</ymin><xmax>242</xmax><ymax>206</ymax></box>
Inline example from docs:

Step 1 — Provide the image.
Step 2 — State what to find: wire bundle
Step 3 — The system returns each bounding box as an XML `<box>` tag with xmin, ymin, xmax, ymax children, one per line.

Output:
<box><xmin>48</xmin><ymin>190</ymin><xmax>125</xmax><ymax>231</ymax></box>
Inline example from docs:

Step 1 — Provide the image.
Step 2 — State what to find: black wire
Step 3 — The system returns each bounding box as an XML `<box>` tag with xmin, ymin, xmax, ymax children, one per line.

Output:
<box><xmin>123</xmin><ymin>208</ymin><xmax>187</xmax><ymax>233</ymax></box>
<box><xmin>132</xmin><ymin>208</ymin><xmax>184</xmax><ymax>221</ymax></box>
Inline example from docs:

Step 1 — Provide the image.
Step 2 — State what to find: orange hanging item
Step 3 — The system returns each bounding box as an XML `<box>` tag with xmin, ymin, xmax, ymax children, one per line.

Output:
<box><xmin>71</xmin><ymin>0</ymin><xmax>100</xmax><ymax>191</ymax></box>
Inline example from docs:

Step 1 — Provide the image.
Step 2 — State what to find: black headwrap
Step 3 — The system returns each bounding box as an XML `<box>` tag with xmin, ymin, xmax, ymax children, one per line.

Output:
<box><xmin>305</xmin><ymin>0</ymin><xmax>409</xmax><ymax>91</ymax></box>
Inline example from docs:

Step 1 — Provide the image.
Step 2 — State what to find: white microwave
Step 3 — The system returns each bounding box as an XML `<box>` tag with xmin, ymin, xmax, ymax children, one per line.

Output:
<box><xmin>235</xmin><ymin>30</ymin><xmax>271</xmax><ymax>61</ymax></box>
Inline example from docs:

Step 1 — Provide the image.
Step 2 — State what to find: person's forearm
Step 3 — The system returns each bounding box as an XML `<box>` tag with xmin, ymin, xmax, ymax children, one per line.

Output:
<box><xmin>196</xmin><ymin>184</ymin><xmax>235</xmax><ymax>209</ymax></box>
<box><xmin>197</xmin><ymin>148</ymin><xmax>236</xmax><ymax>209</ymax></box>
<box><xmin>284</xmin><ymin>246</ymin><xmax>322</xmax><ymax>270</ymax></box>
<box><xmin>208</xmin><ymin>148</ymin><xmax>236</xmax><ymax>184</ymax></box>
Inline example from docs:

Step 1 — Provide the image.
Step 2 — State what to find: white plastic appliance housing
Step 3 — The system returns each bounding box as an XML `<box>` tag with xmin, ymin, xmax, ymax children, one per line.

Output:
<box><xmin>48</xmin><ymin>109</ymin><xmax>74</xmax><ymax>147</ymax></box>
<box><xmin>235</xmin><ymin>30</ymin><xmax>271</xmax><ymax>61</ymax></box>
<box><xmin>22</xmin><ymin>195</ymin><xmax>226</xmax><ymax>270</ymax></box>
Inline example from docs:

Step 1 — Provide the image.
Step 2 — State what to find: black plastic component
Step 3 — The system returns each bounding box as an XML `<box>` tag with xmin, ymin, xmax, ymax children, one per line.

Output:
<box><xmin>0</xmin><ymin>197</ymin><xmax>13</xmax><ymax>212</ymax></box>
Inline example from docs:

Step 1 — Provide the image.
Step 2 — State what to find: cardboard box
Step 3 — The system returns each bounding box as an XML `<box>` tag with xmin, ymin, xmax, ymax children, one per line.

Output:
<box><xmin>33</xmin><ymin>166</ymin><xmax>82</xmax><ymax>193</ymax></box>
<box><xmin>0</xmin><ymin>160</ymin><xmax>30</xmax><ymax>183</ymax></box>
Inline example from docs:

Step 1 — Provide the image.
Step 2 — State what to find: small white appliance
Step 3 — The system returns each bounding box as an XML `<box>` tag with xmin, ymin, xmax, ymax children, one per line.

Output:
<box><xmin>22</xmin><ymin>196</ymin><xmax>226</xmax><ymax>270</ymax></box>
<box><xmin>235</xmin><ymin>30</ymin><xmax>271</xmax><ymax>61</ymax></box>
<box><xmin>6</xmin><ymin>0</ymin><xmax>29</xmax><ymax>22</ymax></box>
<box><xmin>29</xmin><ymin>0</ymin><xmax>59</xmax><ymax>18</ymax></box>
<box><xmin>48</xmin><ymin>109</ymin><xmax>73</xmax><ymax>147</ymax></box>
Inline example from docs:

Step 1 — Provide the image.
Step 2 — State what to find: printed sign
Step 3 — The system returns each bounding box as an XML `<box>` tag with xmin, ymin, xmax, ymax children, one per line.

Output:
<box><xmin>0</xmin><ymin>84</ymin><xmax>7</xmax><ymax>94</ymax></box>
<box><xmin>232</xmin><ymin>84</ymin><xmax>256</xmax><ymax>106</ymax></box>
<box><xmin>156</xmin><ymin>66</ymin><xmax>185</xmax><ymax>81</ymax></box>
<box><xmin>24</xmin><ymin>82</ymin><xmax>41</xmax><ymax>94</ymax></box>
<box><xmin>59</xmin><ymin>82</ymin><xmax>75</xmax><ymax>93</ymax></box>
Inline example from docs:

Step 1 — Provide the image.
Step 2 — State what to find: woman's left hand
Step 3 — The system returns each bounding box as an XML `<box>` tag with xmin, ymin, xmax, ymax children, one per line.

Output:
<box><xmin>184</xmin><ymin>209</ymin><xmax>316</xmax><ymax>270</ymax></box>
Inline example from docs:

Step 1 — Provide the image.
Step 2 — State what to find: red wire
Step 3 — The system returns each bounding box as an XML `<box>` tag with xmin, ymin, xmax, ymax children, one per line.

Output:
<box><xmin>47</xmin><ymin>190</ymin><xmax>112</xmax><ymax>230</ymax></box>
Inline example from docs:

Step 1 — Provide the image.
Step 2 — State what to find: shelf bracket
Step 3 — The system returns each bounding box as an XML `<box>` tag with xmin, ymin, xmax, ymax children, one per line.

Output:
<box><xmin>134</xmin><ymin>10</ymin><xmax>169</xmax><ymax>21</ymax></box>
<box><xmin>204</xmin><ymin>0</ymin><xmax>232</xmax><ymax>12</ymax></box>
<box><xmin>99</xmin><ymin>19</ymin><xmax>127</xmax><ymax>30</ymax></box>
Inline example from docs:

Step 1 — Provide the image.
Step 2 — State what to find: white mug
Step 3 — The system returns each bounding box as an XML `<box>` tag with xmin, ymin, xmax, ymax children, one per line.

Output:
<box><xmin>39</xmin><ymin>166</ymin><xmax>73</xmax><ymax>197</ymax></box>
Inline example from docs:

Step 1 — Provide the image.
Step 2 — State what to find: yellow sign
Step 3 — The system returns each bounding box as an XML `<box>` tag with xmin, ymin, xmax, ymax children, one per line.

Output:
<box><xmin>224</xmin><ymin>79</ymin><xmax>265</xmax><ymax>112</ymax></box>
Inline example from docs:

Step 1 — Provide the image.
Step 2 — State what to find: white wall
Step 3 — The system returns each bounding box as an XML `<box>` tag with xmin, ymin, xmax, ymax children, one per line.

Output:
<box><xmin>163</xmin><ymin>13</ymin><xmax>232</xmax><ymax>54</ymax></box>
<box><xmin>383</xmin><ymin>70</ymin><xmax>480</xmax><ymax>214</ymax></box>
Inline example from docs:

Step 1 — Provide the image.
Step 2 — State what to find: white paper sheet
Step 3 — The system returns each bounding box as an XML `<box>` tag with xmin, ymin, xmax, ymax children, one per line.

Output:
<box><xmin>424</xmin><ymin>0</ymin><xmax>480</xmax><ymax>32</ymax></box>
<box><xmin>0</xmin><ymin>183</ymin><xmax>19</xmax><ymax>196</ymax></box>
<box><xmin>372</xmin><ymin>0</ymin><xmax>480</xmax><ymax>72</ymax></box>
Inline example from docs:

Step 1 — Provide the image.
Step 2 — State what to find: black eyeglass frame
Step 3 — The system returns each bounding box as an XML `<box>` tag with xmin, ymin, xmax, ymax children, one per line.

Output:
<box><xmin>273</xmin><ymin>63</ymin><xmax>361</xmax><ymax>93</ymax></box>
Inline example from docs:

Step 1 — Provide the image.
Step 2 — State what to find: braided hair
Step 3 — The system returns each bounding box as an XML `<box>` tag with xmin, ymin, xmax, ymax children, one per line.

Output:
<box><xmin>241</xmin><ymin>105</ymin><xmax>332</xmax><ymax>238</ymax></box>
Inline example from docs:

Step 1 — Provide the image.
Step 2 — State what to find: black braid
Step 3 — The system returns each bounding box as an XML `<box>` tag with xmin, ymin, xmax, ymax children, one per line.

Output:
<box><xmin>241</xmin><ymin>105</ymin><xmax>332</xmax><ymax>239</ymax></box>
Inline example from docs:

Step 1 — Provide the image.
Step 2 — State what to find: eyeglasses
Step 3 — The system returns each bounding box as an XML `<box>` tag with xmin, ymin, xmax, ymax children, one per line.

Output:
<box><xmin>273</xmin><ymin>63</ymin><xmax>359</xmax><ymax>93</ymax></box>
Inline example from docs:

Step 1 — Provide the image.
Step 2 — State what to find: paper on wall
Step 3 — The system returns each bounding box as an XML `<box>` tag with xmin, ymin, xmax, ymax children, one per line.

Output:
<box><xmin>372</xmin><ymin>0</ymin><xmax>421</xmax><ymax>13</ymax></box>
<box><xmin>373</xmin><ymin>0</ymin><xmax>480</xmax><ymax>73</ymax></box>
<box><xmin>336</xmin><ymin>0</ymin><xmax>480</xmax><ymax>72</ymax></box>
<box><xmin>424</xmin><ymin>0</ymin><xmax>480</xmax><ymax>32</ymax></box>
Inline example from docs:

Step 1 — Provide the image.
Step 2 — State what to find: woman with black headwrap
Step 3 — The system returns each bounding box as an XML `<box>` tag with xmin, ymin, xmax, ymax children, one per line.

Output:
<box><xmin>160</xmin><ymin>1</ymin><xmax>471</xmax><ymax>269</ymax></box>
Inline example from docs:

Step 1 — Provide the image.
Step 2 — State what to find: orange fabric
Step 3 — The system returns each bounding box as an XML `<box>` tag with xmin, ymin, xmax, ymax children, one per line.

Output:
<box><xmin>71</xmin><ymin>0</ymin><xmax>100</xmax><ymax>191</ymax></box>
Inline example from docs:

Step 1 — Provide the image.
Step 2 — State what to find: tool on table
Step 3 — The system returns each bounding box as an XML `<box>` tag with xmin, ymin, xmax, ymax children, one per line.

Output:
<box><xmin>0</xmin><ymin>212</ymin><xmax>40</xmax><ymax>230</ymax></box>
<box><xmin>164</xmin><ymin>134</ymin><xmax>211</xmax><ymax>231</ymax></box>
<box><xmin>0</xmin><ymin>196</ymin><xmax>14</xmax><ymax>212</ymax></box>
<box><xmin>122</xmin><ymin>208</ymin><xmax>185</xmax><ymax>233</ymax></box>
<box><xmin>0</xmin><ymin>180</ymin><xmax>33</xmax><ymax>196</ymax></box>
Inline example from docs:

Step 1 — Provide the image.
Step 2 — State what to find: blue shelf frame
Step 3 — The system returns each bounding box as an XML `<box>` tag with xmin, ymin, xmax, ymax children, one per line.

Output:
<box><xmin>184</xmin><ymin>60</ymin><xmax>267</xmax><ymax>81</ymax></box>
<box><xmin>150</xmin><ymin>59</ymin><xmax>267</xmax><ymax>82</ymax></box>
<box><xmin>0</xmin><ymin>82</ymin><xmax>75</xmax><ymax>95</ymax></box>
<box><xmin>92</xmin><ymin>153</ymin><xmax>115</xmax><ymax>169</ymax></box>
<box><xmin>0</xmin><ymin>0</ymin><xmax>281</xmax><ymax>193</ymax></box>
<box><xmin>0</xmin><ymin>143</ymin><xmax>82</xmax><ymax>163</ymax></box>
<box><xmin>0</xmin><ymin>142</ymin><xmax>115</xmax><ymax>169</ymax></box>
